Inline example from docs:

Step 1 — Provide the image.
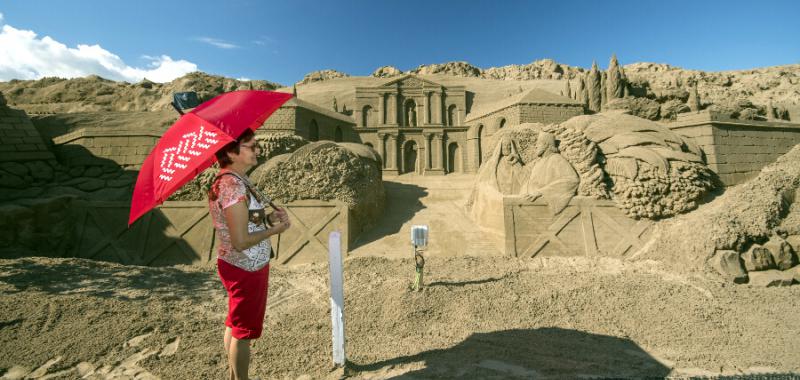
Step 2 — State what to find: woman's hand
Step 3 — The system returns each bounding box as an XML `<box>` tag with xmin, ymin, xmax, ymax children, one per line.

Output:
<box><xmin>270</xmin><ymin>220</ymin><xmax>291</xmax><ymax>235</ymax></box>
<box><xmin>270</xmin><ymin>207</ymin><xmax>289</xmax><ymax>224</ymax></box>
<box><xmin>225</xmin><ymin>201</ymin><xmax>290</xmax><ymax>251</ymax></box>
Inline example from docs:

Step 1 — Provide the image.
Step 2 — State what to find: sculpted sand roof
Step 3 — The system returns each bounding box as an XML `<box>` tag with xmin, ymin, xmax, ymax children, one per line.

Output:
<box><xmin>378</xmin><ymin>74</ymin><xmax>445</xmax><ymax>89</ymax></box>
<box><xmin>466</xmin><ymin>88</ymin><xmax>582</xmax><ymax>122</ymax></box>
<box><xmin>284</xmin><ymin>97</ymin><xmax>355</xmax><ymax>124</ymax></box>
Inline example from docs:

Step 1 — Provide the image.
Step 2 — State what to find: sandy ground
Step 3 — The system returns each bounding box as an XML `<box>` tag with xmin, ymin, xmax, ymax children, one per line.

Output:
<box><xmin>2</xmin><ymin>174</ymin><xmax>800</xmax><ymax>379</ymax></box>
<box><xmin>1</xmin><ymin>255</ymin><xmax>799</xmax><ymax>379</ymax></box>
<box><xmin>350</xmin><ymin>174</ymin><xmax>503</xmax><ymax>259</ymax></box>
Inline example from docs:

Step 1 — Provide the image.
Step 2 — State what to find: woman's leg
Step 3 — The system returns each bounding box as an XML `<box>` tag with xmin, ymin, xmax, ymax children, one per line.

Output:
<box><xmin>229</xmin><ymin>337</ymin><xmax>251</xmax><ymax>380</ymax></box>
<box><xmin>224</xmin><ymin>327</ymin><xmax>234</xmax><ymax>380</ymax></box>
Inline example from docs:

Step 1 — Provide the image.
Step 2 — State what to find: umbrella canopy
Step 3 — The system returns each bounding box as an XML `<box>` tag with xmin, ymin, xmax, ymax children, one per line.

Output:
<box><xmin>129</xmin><ymin>90</ymin><xmax>293</xmax><ymax>226</ymax></box>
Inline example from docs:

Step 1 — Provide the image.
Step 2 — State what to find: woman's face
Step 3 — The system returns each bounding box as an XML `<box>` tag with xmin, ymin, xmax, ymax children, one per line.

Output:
<box><xmin>231</xmin><ymin>138</ymin><xmax>260</xmax><ymax>168</ymax></box>
<box><xmin>501</xmin><ymin>139</ymin><xmax>512</xmax><ymax>156</ymax></box>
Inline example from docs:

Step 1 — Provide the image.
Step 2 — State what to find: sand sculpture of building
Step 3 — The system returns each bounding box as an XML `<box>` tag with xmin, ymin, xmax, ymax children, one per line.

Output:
<box><xmin>261</xmin><ymin>97</ymin><xmax>356</xmax><ymax>143</ymax></box>
<box><xmin>351</xmin><ymin>74</ymin><xmax>468</xmax><ymax>175</ymax></box>
<box><xmin>350</xmin><ymin>74</ymin><xmax>585</xmax><ymax>176</ymax></box>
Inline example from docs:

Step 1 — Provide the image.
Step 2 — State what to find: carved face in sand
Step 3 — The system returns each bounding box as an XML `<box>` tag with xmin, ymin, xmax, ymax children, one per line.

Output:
<box><xmin>534</xmin><ymin>132</ymin><xmax>557</xmax><ymax>157</ymax></box>
<box><xmin>500</xmin><ymin>137</ymin><xmax>518</xmax><ymax>163</ymax></box>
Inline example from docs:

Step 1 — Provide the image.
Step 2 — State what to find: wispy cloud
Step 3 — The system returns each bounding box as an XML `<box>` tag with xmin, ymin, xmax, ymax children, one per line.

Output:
<box><xmin>0</xmin><ymin>24</ymin><xmax>197</xmax><ymax>83</ymax></box>
<box><xmin>252</xmin><ymin>35</ymin><xmax>274</xmax><ymax>46</ymax></box>
<box><xmin>196</xmin><ymin>37</ymin><xmax>240</xmax><ymax>49</ymax></box>
<box><xmin>0</xmin><ymin>12</ymin><xmax>4</xmax><ymax>24</ymax></box>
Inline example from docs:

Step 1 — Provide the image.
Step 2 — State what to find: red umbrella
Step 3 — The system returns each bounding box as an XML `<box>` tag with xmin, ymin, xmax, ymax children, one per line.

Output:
<box><xmin>128</xmin><ymin>90</ymin><xmax>293</xmax><ymax>226</ymax></box>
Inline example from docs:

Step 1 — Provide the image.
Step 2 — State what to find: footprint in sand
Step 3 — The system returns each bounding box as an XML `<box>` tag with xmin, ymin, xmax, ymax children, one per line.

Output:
<box><xmin>159</xmin><ymin>337</ymin><xmax>180</xmax><ymax>357</ymax></box>
<box><xmin>124</xmin><ymin>332</ymin><xmax>153</xmax><ymax>348</ymax></box>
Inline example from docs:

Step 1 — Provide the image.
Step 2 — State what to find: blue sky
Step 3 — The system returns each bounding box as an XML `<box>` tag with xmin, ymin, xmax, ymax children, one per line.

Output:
<box><xmin>1</xmin><ymin>0</ymin><xmax>799</xmax><ymax>85</ymax></box>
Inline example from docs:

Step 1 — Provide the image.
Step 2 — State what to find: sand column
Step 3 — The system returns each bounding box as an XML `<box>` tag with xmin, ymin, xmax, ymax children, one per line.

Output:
<box><xmin>423</xmin><ymin>132</ymin><xmax>433</xmax><ymax>170</ymax></box>
<box><xmin>387</xmin><ymin>133</ymin><xmax>398</xmax><ymax>169</ymax></box>
<box><xmin>388</xmin><ymin>93</ymin><xmax>397</xmax><ymax>125</ymax></box>
<box><xmin>433</xmin><ymin>91</ymin><xmax>442</xmax><ymax>124</ymax></box>
<box><xmin>433</xmin><ymin>133</ymin><xmax>443</xmax><ymax>169</ymax></box>
<box><xmin>378</xmin><ymin>92</ymin><xmax>385</xmax><ymax>125</ymax></box>
<box><xmin>423</xmin><ymin>91</ymin><xmax>431</xmax><ymax>125</ymax></box>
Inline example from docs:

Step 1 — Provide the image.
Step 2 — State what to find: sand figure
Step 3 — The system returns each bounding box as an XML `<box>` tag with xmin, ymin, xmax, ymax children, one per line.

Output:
<box><xmin>468</xmin><ymin>135</ymin><xmax>526</xmax><ymax>235</ymax></box>
<box><xmin>207</xmin><ymin>129</ymin><xmax>292</xmax><ymax>380</ymax></box>
<box><xmin>521</xmin><ymin>131</ymin><xmax>579</xmax><ymax>215</ymax></box>
<box><xmin>495</xmin><ymin>136</ymin><xmax>526</xmax><ymax>195</ymax></box>
<box><xmin>407</xmin><ymin>106</ymin><xmax>417</xmax><ymax>126</ymax></box>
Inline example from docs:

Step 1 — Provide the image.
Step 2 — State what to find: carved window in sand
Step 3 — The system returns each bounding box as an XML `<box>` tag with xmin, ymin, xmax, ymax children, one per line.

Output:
<box><xmin>477</xmin><ymin>124</ymin><xmax>484</xmax><ymax>166</ymax></box>
<box><xmin>447</xmin><ymin>104</ymin><xmax>458</xmax><ymax>126</ymax></box>
<box><xmin>362</xmin><ymin>105</ymin><xmax>372</xmax><ymax>127</ymax></box>
<box><xmin>498</xmin><ymin>118</ymin><xmax>506</xmax><ymax>130</ymax></box>
<box><xmin>309</xmin><ymin>119</ymin><xmax>319</xmax><ymax>142</ymax></box>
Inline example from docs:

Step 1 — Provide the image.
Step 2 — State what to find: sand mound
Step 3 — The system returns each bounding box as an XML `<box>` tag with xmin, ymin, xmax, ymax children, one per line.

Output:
<box><xmin>560</xmin><ymin>113</ymin><xmax>714</xmax><ymax>219</ymax></box>
<box><xmin>637</xmin><ymin>144</ymin><xmax>800</xmax><ymax>274</ymax></box>
<box><xmin>0</xmin><ymin>72</ymin><xmax>280</xmax><ymax>114</ymax></box>
<box><xmin>250</xmin><ymin>142</ymin><xmax>385</xmax><ymax>230</ymax></box>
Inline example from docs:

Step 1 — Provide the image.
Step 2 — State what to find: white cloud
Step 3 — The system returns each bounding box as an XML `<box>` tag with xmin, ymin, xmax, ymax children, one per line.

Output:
<box><xmin>0</xmin><ymin>24</ymin><xmax>198</xmax><ymax>83</ymax></box>
<box><xmin>196</xmin><ymin>37</ymin><xmax>239</xmax><ymax>49</ymax></box>
<box><xmin>0</xmin><ymin>13</ymin><xmax>5</xmax><ymax>24</ymax></box>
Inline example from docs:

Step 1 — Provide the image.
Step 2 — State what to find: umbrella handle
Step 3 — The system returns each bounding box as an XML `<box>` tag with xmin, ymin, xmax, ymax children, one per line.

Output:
<box><xmin>171</xmin><ymin>102</ymin><xmax>185</xmax><ymax>115</ymax></box>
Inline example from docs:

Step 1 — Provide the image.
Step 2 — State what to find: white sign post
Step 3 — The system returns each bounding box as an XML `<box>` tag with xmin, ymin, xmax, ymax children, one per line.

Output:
<box><xmin>328</xmin><ymin>231</ymin><xmax>346</xmax><ymax>367</ymax></box>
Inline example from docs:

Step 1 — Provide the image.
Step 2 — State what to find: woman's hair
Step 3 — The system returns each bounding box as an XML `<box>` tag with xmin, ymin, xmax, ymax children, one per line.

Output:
<box><xmin>215</xmin><ymin>129</ymin><xmax>256</xmax><ymax>168</ymax></box>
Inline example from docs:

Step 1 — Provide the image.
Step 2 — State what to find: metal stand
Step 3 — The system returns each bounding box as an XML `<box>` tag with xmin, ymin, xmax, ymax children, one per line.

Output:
<box><xmin>413</xmin><ymin>246</ymin><xmax>425</xmax><ymax>291</ymax></box>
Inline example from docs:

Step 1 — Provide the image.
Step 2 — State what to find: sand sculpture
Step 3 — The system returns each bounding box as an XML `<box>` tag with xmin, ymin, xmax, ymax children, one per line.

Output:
<box><xmin>635</xmin><ymin>144</ymin><xmax>800</xmax><ymax>284</ymax></box>
<box><xmin>519</xmin><ymin>131</ymin><xmax>580</xmax><ymax>215</ymax></box>
<box><xmin>470</xmin><ymin>112</ymin><xmax>714</xmax><ymax>226</ymax></box>
<box><xmin>250</xmin><ymin>141</ymin><xmax>385</xmax><ymax>232</ymax></box>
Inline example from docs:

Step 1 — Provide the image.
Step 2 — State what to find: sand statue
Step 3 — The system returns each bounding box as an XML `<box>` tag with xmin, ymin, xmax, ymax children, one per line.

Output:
<box><xmin>493</xmin><ymin>136</ymin><xmax>526</xmax><ymax>195</ymax></box>
<box><xmin>587</xmin><ymin>61</ymin><xmax>602</xmax><ymax>112</ymax></box>
<box><xmin>469</xmin><ymin>134</ymin><xmax>528</xmax><ymax>234</ymax></box>
<box><xmin>688</xmin><ymin>82</ymin><xmax>701</xmax><ymax>112</ymax></box>
<box><xmin>606</xmin><ymin>54</ymin><xmax>624</xmax><ymax>100</ymax></box>
<box><xmin>469</xmin><ymin>130</ymin><xmax>582</xmax><ymax>233</ymax></box>
<box><xmin>521</xmin><ymin>131</ymin><xmax>579</xmax><ymax>215</ymax></box>
<box><xmin>576</xmin><ymin>76</ymin><xmax>588</xmax><ymax>107</ymax></box>
<box><xmin>407</xmin><ymin>106</ymin><xmax>417</xmax><ymax>127</ymax></box>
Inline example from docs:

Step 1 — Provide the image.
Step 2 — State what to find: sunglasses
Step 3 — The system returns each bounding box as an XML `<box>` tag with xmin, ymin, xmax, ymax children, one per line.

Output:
<box><xmin>240</xmin><ymin>143</ymin><xmax>261</xmax><ymax>152</ymax></box>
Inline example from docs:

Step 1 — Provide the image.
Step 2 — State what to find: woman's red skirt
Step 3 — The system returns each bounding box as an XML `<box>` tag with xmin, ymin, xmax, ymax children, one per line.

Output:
<box><xmin>217</xmin><ymin>259</ymin><xmax>270</xmax><ymax>340</ymax></box>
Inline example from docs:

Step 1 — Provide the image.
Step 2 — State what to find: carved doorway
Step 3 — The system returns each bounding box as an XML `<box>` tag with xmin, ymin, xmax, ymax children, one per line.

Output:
<box><xmin>403</xmin><ymin>140</ymin><xmax>419</xmax><ymax>174</ymax></box>
<box><xmin>447</xmin><ymin>142</ymin><xmax>461</xmax><ymax>173</ymax></box>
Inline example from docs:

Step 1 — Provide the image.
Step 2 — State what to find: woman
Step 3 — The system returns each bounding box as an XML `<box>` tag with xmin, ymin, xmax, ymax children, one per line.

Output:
<box><xmin>208</xmin><ymin>129</ymin><xmax>291</xmax><ymax>380</ymax></box>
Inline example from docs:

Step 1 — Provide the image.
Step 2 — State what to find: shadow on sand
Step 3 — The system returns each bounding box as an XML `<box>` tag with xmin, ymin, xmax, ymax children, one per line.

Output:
<box><xmin>351</xmin><ymin>180</ymin><xmax>428</xmax><ymax>250</ymax></box>
<box><xmin>349</xmin><ymin>327</ymin><xmax>671</xmax><ymax>379</ymax></box>
<box><xmin>0</xmin><ymin>257</ymin><xmax>217</xmax><ymax>302</ymax></box>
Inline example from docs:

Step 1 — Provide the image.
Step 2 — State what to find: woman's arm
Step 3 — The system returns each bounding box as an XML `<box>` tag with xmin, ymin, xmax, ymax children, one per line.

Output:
<box><xmin>224</xmin><ymin>201</ymin><xmax>290</xmax><ymax>251</ymax></box>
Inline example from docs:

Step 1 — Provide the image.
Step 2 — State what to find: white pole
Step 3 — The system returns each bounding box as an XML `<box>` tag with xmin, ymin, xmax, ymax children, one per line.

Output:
<box><xmin>328</xmin><ymin>231</ymin><xmax>346</xmax><ymax>367</ymax></box>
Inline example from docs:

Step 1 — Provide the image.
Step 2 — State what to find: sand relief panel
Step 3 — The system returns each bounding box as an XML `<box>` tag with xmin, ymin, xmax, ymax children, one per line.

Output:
<box><xmin>468</xmin><ymin>113</ymin><xmax>717</xmax><ymax>257</ymax></box>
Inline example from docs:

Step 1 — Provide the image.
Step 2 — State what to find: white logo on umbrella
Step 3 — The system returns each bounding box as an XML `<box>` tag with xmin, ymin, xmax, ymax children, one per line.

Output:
<box><xmin>159</xmin><ymin>125</ymin><xmax>219</xmax><ymax>181</ymax></box>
